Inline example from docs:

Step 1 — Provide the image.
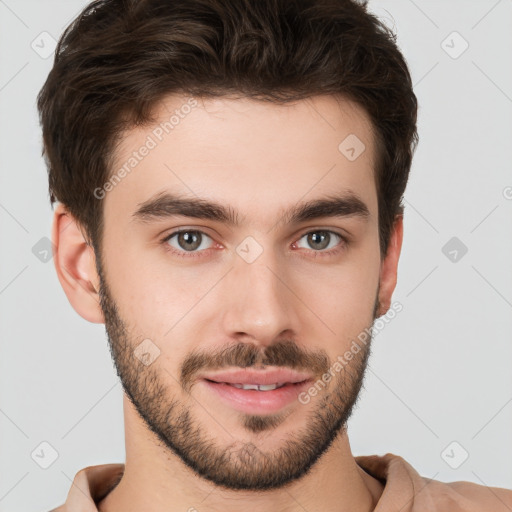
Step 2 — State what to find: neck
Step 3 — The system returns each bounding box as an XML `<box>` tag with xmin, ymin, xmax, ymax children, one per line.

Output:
<box><xmin>98</xmin><ymin>395</ymin><xmax>383</xmax><ymax>512</ymax></box>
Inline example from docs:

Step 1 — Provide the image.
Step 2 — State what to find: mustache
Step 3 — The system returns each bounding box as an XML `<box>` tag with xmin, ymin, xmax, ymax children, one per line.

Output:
<box><xmin>180</xmin><ymin>339</ymin><xmax>330</xmax><ymax>393</ymax></box>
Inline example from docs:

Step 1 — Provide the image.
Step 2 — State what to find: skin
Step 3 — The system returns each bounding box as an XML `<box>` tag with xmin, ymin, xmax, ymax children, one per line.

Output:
<box><xmin>52</xmin><ymin>94</ymin><xmax>403</xmax><ymax>512</ymax></box>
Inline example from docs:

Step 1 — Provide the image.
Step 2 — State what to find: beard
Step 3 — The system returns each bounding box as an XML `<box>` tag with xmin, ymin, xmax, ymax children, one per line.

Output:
<box><xmin>96</xmin><ymin>258</ymin><xmax>378</xmax><ymax>491</ymax></box>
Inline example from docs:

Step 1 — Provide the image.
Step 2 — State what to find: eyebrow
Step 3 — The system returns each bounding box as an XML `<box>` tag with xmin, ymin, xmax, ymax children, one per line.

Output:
<box><xmin>131</xmin><ymin>191</ymin><xmax>370</xmax><ymax>227</ymax></box>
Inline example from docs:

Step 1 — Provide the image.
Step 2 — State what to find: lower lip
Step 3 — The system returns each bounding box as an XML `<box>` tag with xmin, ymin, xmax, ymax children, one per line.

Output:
<box><xmin>201</xmin><ymin>379</ymin><xmax>311</xmax><ymax>415</ymax></box>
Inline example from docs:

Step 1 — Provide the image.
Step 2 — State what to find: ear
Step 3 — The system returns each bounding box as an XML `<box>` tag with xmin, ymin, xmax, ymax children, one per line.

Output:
<box><xmin>52</xmin><ymin>203</ymin><xmax>105</xmax><ymax>323</ymax></box>
<box><xmin>376</xmin><ymin>215</ymin><xmax>403</xmax><ymax>317</ymax></box>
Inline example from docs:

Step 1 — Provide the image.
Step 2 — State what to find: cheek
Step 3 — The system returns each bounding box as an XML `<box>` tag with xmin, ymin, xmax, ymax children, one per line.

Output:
<box><xmin>99</xmin><ymin>235</ymin><xmax>173</xmax><ymax>333</ymax></box>
<box><xmin>111</xmin><ymin>271</ymin><xmax>195</xmax><ymax>337</ymax></box>
<box><xmin>104</xmin><ymin>243</ymin><xmax>220</xmax><ymax>348</ymax></box>
<box><xmin>295</xmin><ymin>238</ymin><xmax>380</xmax><ymax>347</ymax></box>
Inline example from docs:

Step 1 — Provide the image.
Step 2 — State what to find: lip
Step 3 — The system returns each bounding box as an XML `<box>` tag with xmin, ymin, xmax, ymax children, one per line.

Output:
<box><xmin>199</xmin><ymin>368</ymin><xmax>313</xmax><ymax>386</ymax></box>
<box><xmin>198</xmin><ymin>368</ymin><xmax>314</xmax><ymax>415</ymax></box>
<box><xmin>200</xmin><ymin>379</ymin><xmax>312</xmax><ymax>415</ymax></box>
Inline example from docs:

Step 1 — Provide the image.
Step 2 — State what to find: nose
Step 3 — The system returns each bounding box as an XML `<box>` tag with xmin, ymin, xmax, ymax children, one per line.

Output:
<box><xmin>219</xmin><ymin>249</ymin><xmax>300</xmax><ymax>347</ymax></box>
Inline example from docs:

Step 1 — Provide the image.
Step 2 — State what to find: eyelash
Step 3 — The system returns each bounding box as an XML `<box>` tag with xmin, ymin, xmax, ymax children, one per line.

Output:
<box><xmin>159</xmin><ymin>229</ymin><xmax>348</xmax><ymax>259</ymax></box>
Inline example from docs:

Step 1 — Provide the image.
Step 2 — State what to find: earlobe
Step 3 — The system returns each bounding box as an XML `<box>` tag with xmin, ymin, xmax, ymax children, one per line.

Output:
<box><xmin>52</xmin><ymin>203</ymin><xmax>105</xmax><ymax>324</ymax></box>
<box><xmin>377</xmin><ymin>215</ymin><xmax>404</xmax><ymax>317</ymax></box>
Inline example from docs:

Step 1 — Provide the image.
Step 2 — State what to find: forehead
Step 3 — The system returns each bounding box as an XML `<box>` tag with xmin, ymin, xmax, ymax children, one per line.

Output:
<box><xmin>105</xmin><ymin>94</ymin><xmax>378</xmax><ymax>228</ymax></box>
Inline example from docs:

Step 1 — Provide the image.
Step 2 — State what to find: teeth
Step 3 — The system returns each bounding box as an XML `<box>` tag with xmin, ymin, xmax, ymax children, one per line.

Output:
<box><xmin>230</xmin><ymin>383</ymin><xmax>286</xmax><ymax>391</ymax></box>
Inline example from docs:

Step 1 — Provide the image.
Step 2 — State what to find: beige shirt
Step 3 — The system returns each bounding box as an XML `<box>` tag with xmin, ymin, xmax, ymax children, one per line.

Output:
<box><xmin>49</xmin><ymin>453</ymin><xmax>512</xmax><ymax>511</ymax></box>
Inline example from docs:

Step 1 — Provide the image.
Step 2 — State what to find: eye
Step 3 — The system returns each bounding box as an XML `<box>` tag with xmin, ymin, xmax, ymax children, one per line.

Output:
<box><xmin>162</xmin><ymin>229</ymin><xmax>214</xmax><ymax>257</ymax></box>
<box><xmin>160</xmin><ymin>228</ymin><xmax>347</xmax><ymax>259</ymax></box>
<box><xmin>294</xmin><ymin>230</ymin><xmax>346</xmax><ymax>256</ymax></box>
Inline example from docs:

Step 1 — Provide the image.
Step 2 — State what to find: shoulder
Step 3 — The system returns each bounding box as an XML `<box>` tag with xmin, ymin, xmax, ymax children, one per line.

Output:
<box><xmin>442</xmin><ymin>479</ymin><xmax>512</xmax><ymax>511</ymax></box>
<box><xmin>356</xmin><ymin>452</ymin><xmax>512</xmax><ymax>511</ymax></box>
<box><xmin>396</xmin><ymin>454</ymin><xmax>512</xmax><ymax>512</ymax></box>
<box><xmin>47</xmin><ymin>463</ymin><xmax>125</xmax><ymax>512</ymax></box>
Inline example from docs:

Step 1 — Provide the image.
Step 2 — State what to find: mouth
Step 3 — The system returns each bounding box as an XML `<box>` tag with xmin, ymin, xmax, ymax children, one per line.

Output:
<box><xmin>200</xmin><ymin>367</ymin><xmax>314</xmax><ymax>386</ymax></box>
<box><xmin>203</xmin><ymin>379</ymin><xmax>308</xmax><ymax>391</ymax></box>
<box><xmin>198</xmin><ymin>369</ymin><xmax>313</xmax><ymax>414</ymax></box>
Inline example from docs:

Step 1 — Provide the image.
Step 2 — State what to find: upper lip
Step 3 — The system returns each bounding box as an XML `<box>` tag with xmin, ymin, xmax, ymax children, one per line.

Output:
<box><xmin>200</xmin><ymin>368</ymin><xmax>313</xmax><ymax>386</ymax></box>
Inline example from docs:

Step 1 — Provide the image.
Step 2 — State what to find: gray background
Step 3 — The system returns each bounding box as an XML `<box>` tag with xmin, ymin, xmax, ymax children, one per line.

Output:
<box><xmin>0</xmin><ymin>1</ymin><xmax>511</xmax><ymax>511</ymax></box>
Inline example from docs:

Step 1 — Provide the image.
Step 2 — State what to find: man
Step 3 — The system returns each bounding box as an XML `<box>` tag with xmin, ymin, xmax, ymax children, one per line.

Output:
<box><xmin>38</xmin><ymin>0</ymin><xmax>512</xmax><ymax>510</ymax></box>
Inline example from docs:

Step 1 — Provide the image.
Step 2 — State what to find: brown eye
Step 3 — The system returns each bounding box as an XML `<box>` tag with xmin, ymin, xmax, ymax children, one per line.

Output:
<box><xmin>164</xmin><ymin>230</ymin><xmax>213</xmax><ymax>253</ymax></box>
<box><xmin>296</xmin><ymin>230</ymin><xmax>343</xmax><ymax>252</ymax></box>
<box><xmin>306</xmin><ymin>231</ymin><xmax>330</xmax><ymax>250</ymax></box>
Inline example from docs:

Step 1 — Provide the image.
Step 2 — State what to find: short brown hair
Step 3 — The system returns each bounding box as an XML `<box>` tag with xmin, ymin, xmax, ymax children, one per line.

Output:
<box><xmin>37</xmin><ymin>0</ymin><xmax>418</xmax><ymax>258</ymax></box>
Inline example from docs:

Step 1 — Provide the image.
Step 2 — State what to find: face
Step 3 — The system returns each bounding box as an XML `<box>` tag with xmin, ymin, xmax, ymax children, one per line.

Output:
<box><xmin>95</xmin><ymin>94</ymin><xmax>385</xmax><ymax>490</ymax></box>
